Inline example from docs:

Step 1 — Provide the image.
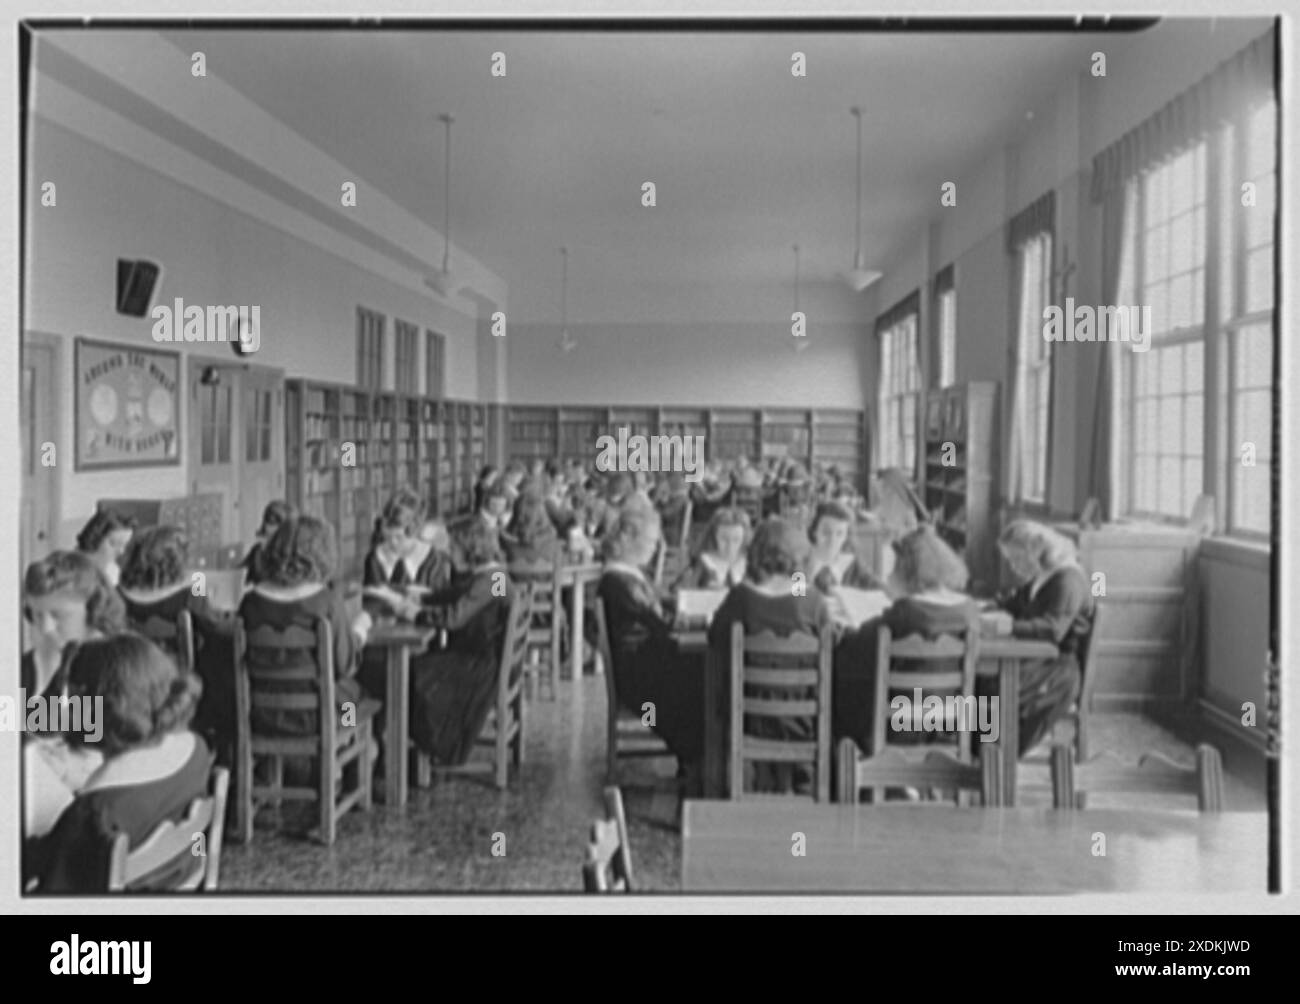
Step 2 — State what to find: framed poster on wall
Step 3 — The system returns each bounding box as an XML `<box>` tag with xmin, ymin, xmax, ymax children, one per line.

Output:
<box><xmin>74</xmin><ymin>337</ymin><xmax>181</xmax><ymax>470</ymax></box>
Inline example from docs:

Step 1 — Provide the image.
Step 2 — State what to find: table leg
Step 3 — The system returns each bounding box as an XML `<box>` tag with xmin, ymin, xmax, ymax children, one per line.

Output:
<box><xmin>999</xmin><ymin>658</ymin><xmax>1020</xmax><ymax>806</ymax></box>
<box><xmin>384</xmin><ymin>645</ymin><xmax>411</xmax><ymax>808</ymax></box>
<box><xmin>571</xmin><ymin>575</ymin><xmax>587</xmax><ymax>680</ymax></box>
<box><xmin>703</xmin><ymin>652</ymin><xmax>718</xmax><ymax>798</ymax></box>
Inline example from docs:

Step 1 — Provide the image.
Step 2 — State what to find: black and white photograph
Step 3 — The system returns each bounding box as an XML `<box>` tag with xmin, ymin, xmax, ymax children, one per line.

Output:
<box><xmin>8</xmin><ymin>10</ymin><xmax>1287</xmax><ymax>914</ymax></box>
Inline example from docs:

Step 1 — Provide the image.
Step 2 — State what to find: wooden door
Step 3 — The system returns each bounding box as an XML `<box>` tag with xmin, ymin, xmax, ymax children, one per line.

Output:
<box><xmin>20</xmin><ymin>334</ymin><xmax>61</xmax><ymax>568</ymax></box>
<box><xmin>238</xmin><ymin>364</ymin><xmax>285</xmax><ymax>544</ymax></box>
<box><xmin>188</xmin><ymin>358</ymin><xmax>241</xmax><ymax>545</ymax></box>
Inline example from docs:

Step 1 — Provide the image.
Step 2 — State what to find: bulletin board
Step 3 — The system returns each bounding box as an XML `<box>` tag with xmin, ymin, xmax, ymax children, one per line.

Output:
<box><xmin>74</xmin><ymin>337</ymin><xmax>181</xmax><ymax>470</ymax></box>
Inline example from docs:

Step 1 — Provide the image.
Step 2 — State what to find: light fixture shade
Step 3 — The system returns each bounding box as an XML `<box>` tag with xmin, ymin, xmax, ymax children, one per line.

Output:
<box><xmin>424</xmin><ymin>268</ymin><xmax>462</xmax><ymax>297</ymax></box>
<box><xmin>843</xmin><ymin>265</ymin><xmax>883</xmax><ymax>292</ymax></box>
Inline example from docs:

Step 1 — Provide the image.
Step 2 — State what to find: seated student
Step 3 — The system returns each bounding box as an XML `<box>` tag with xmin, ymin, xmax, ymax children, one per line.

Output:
<box><xmin>22</xmin><ymin>551</ymin><xmax>129</xmax><ymax>836</ymax></box>
<box><xmin>833</xmin><ymin>525</ymin><xmax>981</xmax><ymax>757</ymax></box>
<box><xmin>543</xmin><ymin>465</ymin><xmax>577</xmax><ymax>537</ymax></box>
<box><xmin>477</xmin><ymin>482</ymin><xmax>512</xmax><ymax>536</ymax></box>
<box><xmin>118</xmin><ymin>526</ymin><xmax>236</xmax><ymax>759</ymax></box>
<box><xmin>407</xmin><ymin>517</ymin><xmax>515</xmax><ymax>766</ymax></box>
<box><xmin>596</xmin><ymin>508</ymin><xmax>704</xmax><ymax>770</ymax></box>
<box><xmin>472</xmin><ymin>465</ymin><xmax>500</xmax><ymax>514</ymax></box>
<box><xmin>500</xmin><ymin>461</ymin><xmax>528</xmax><ymax>510</ymax></box>
<box><xmin>241</xmin><ymin>500</ymin><xmax>296</xmax><ymax>587</ymax></box>
<box><xmin>26</xmin><ymin>635</ymin><xmax>214</xmax><ymax>893</ymax></box>
<box><xmin>364</xmin><ymin>489</ymin><xmax>452</xmax><ymax>607</ymax></box>
<box><xmin>236</xmin><ymin>516</ymin><xmax>372</xmax><ymax>738</ymax></box>
<box><xmin>595</xmin><ymin>473</ymin><xmax>634</xmax><ymax>539</ymax></box>
<box><xmin>674</xmin><ymin>506</ymin><xmax>751</xmax><ymax>590</ymax></box>
<box><xmin>76</xmin><ymin>508</ymin><xmax>135</xmax><ymax>589</ymax></box>
<box><xmin>708</xmin><ymin>518</ymin><xmax>837</xmax><ymax>793</ymax></box>
<box><xmin>502</xmin><ymin>492</ymin><xmax>564</xmax><ymax>567</ymax></box>
<box><xmin>805</xmin><ymin>501</ymin><xmax>886</xmax><ymax>593</ymax></box>
<box><xmin>984</xmin><ymin>520</ymin><xmax>1093</xmax><ymax>756</ymax></box>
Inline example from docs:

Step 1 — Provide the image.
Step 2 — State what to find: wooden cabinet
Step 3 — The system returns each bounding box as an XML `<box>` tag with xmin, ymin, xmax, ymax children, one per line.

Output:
<box><xmin>922</xmin><ymin>381</ymin><xmax>999</xmax><ymax>592</ymax></box>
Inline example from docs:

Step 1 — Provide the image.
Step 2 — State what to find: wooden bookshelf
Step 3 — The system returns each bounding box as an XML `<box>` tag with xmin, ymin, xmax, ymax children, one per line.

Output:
<box><xmin>921</xmin><ymin>381</ymin><xmax>998</xmax><ymax>592</ymax></box>
<box><xmin>285</xmin><ymin>381</ymin><xmax>489</xmax><ymax>576</ymax></box>
<box><xmin>504</xmin><ymin>404</ymin><xmax>868</xmax><ymax>488</ymax></box>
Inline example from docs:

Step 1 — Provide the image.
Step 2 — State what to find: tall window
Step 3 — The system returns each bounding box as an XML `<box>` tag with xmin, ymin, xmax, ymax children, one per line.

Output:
<box><xmin>394</xmin><ymin>320</ymin><xmax>418</xmax><ymax>395</ymax></box>
<box><xmin>934</xmin><ymin>265</ymin><xmax>956</xmax><ymax>389</ymax></box>
<box><xmin>1011</xmin><ymin>231</ymin><xmax>1053</xmax><ymax>504</ymax></box>
<box><xmin>1223</xmin><ymin>100</ymin><xmax>1275</xmax><ymax>535</ymax></box>
<box><xmin>357</xmin><ymin>307</ymin><xmax>385</xmax><ymax>390</ymax></box>
<box><xmin>877</xmin><ymin>296</ymin><xmax>921</xmax><ymax>473</ymax></box>
<box><xmin>426</xmin><ymin>330</ymin><xmax>446</xmax><ymax>398</ymax></box>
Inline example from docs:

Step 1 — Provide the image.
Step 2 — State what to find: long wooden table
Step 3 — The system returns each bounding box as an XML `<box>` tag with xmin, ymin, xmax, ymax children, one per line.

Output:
<box><xmin>365</xmin><ymin>621</ymin><xmax>438</xmax><ymax>808</ymax></box>
<box><xmin>682</xmin><ymin>801</ymin><xmax>1268</xmax><ymax>894</ymax></box>
<box><xmin>557</xmin><ymin>561</ymin><xmax>604</xmax><ymax>681</ymax></box>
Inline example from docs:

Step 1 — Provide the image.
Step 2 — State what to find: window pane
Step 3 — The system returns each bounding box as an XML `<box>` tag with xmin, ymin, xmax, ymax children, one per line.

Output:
<box><xmin>1168</xmin><ymin>214</ymin><xmax>1192</xmax><ymax>275</ymax></box>
<box><xmin>1167</xmin><ymin>274</ymin><xmax>1192</xmax><ymax>330</ymax></box>
<box><xmin>1158</xmin><ymin>457</ymin><xmax>1181</xmax><ymax>514</ymax></box>
<box><xmin>1169</xmin><ymin>151</ymin><xmax>1194</xmax><ymax>213</ymax></box>
<box><xmin>1159</xmin><ymin>344</ymin><xmax>1184</xmax><ymax>396</ymax></box>
<box><xmin>1158</xmin><ymin>396</ymin><xmax>1182</xmax><ymax>454</ymax></box>
<box><xmin>1245</xmin><ymin>246</ymin><xmax>1274</xmax><ymax>313</ymax></box>
<box><xmin>1147</xmin><ymin>282</ymin><xmax>1169</xmax><ymax>335</ymax></box>
<box><xmin>1183</xmin><ymin>458</ymin><xmax>1202</xmax><ymax>517</ymax></box>
<box><xmin>1183</xmin><ymin>395</ymin><xmax>1203</xmax><ymax>456</ymax></box>
<box><xmin>1237</xmin><ymin>323</ymin><xmax>1272</xmax><ymax>388</ymax></box>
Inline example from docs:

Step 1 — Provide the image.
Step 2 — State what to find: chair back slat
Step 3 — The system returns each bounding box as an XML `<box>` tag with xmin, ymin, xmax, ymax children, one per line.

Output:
<box><xmin>246</xmin><ymin>623</ymin><xmax>320</xmax><ymax>650</ymax></box>
<box><xmin>729</xmin><ymin>622</ymin><xmax>833</xmax><ymax>801</ymax></box>
<box><xmin>107</xmin><ymin>766</ymin><xmax>230</xmax><ymax>891</ymax></box>
<box><xmin>133</xmin><ymin>609</ymin><xmax>196</xmax><ymax>675</ymax></box>
<box><xmin>498</xmin><ymin>583</ymin><xmax>534</xmax><ymax>693</ymax></box>
<box><xmin>871</xmin><ymin>621</ymin><xmax>979</xmax><ymax>767</ymax></box>
<box><xmin>838</xmin><ymin>742</ymin><xmax>1003</xmax><ymax>806</ymax></box>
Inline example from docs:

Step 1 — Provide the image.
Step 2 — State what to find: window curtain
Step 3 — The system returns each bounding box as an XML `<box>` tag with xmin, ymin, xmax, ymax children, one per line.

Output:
<box><xmin>1090</xmin><ymin>28</ymin><xmax>1274</xmax><ymax>203</ymax></box>
<box><xmin>875</xmin><ymin>292</ymin><xmax>920</xmax><ymax>473</ymax></box>
<box><xmin>933</xmin><ymin>265</ymin><xmax>955</xmax><ymax>389</ymax></box>
<box><xmin>1005</xmin><ymin>191</ymin><xmax>1055</xmax><ymax>503</ymax></box>
<box><xmin>1084</xmin><ymin>29</ymin><xmax>1273</xmax><ymax>518</ymax></box>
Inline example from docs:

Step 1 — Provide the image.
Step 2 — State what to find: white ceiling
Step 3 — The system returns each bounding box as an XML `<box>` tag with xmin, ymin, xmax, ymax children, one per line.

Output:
<box><xmin>152</xmin><ymin>27</ymin><xmax>1123</xmax><ymax>323</ymax></box>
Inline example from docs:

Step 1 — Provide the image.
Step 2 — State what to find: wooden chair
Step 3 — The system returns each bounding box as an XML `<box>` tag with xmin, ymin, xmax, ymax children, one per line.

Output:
<box><xmin>233</xmin><ymin>616</ymin><xmax>379</xmax><ymax>846</ymax></box>
<box><xmin>595</xmin><ymin>598</ymin><xmax>674</xmax><ymax>783</ymax></box>
<box><xmin>107</xmin><ymin>766</ymin><xmax>230</xmax><ymax>891</ymax></box>
<box><xmin>1051</xmin><ymin>743</ymin><xmax>1225</xmax><ymax>812</ymax></box>
<box><xmin>509</xmin><ymin>561</ymin><xmax>564</xmax><ymax>701</ymax></box>
<box><xmin>729</xmin><ymin>623</ymin><xmax>834</xmax><ymax>801</ymax></box>
<box><xmin>433</xmin><ymin>583</ymin><xmax>532</xmax><ymax>790</ymax></box>
<box><xmin>133</xmin><ymin>609</ymin><xmax>197</xmax><ymax>675</ymax></box>
<box><xmin>837</xmin><ymin>743</ymin><xmax>1003</xmax><ymax>806</ymax></box>
<box><xmin>850</xmin><ymin>620</ymin><xmax>981</xmax><ymax>804</ymax></box>
<box><xmin>1061</xmin><ymin>603</ymin><xmax>1102</xmax><ymax>760</ymax></box>
<box><xmin>657</xmin><ymin>499</ymin><xmax>693</xmax><ymax>586</ymax></box>
<box><xmin>582</xmin><ymin>785</ymin><xmax>635</xmax><ymax>892</ymax></box>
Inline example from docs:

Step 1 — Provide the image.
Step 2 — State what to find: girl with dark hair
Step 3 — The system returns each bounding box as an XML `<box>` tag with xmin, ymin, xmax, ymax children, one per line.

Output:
<box><xmin>805</xmin><ymin>501</ymin><xmax>886</xmax><ymax>593</ymax></box>
<box><xmin>118</xmin><ymin>525</ymin><xmax>236</xmax><ymax>760</ymax></box>
<box><xmin>502</xmin><ymin>492</ymin><xmax>563</xmax><ymax>566</ymax></box>
<box><xmin>241</xmin><ymin>499</ymin><xmax>297</xmax><ymax>586</ymax></box>
<box><xmin>363</xmin><ymin>489</ymin><xmax>452</xmax><ymax>617</ymax></box>
<box><xmin>708</xmin><ymin>518</ymin><xmax>837</xmax><ymax>794</ymax></box>
<box><xmin>235</xmin><ymin>516</ymin><xmax>373</xmax><ymax>737</ymax></box>
<box><xmin>674</xmin><ymin>506</ymin><xmax>750</xmax><ymax>589</ymax></box>
<box><xmin>26</xmin><ymin>635</ymin><xmax>214</xmax><ymax>893</ymax></box>
<box><xmin>407</xmin><ymin>516</ymin><xmax>516</xmax><ymax>765</ymax></box>
<box><xmin>76</xmin><ymin>509</ymin><xmax>135</xmax><ymax>588</ymax></box>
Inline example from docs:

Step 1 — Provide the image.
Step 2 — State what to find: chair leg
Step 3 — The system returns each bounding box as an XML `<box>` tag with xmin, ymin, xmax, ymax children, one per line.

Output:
<box><xmin>237</xmin><ymin>746</ymin><xmax>254</xmax><ymax>844</ymax></box>
<box><xmin>1075</xmin><ymin>708</ymin><xmax>1089</xmax><ymax>761</ymax></box>
<box><xmin>836</xmin><ymin>738</ymin><xmax>858</xmax><ymax>804</ymax></box>
<box><xmin>415</xmin><ymin>749</ymin><xmax>432</xmax><ymax>789</ymax></box>
<box><xmin>319</xmin><ymin>751</ymin><xmax>335</xmax><ymax>847</ymax></box>
<box><xmin>360</xmin><ymin>723</ymin><xmax>373</xmax><ymax>811</ymax></box>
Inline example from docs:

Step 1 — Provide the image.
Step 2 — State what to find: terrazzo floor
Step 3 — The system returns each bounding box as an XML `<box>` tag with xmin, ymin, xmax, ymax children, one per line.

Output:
<box><xmin>218</xmin><ymin>676</ymin><xmax>1267</xmax><ymax>894</ymax></box>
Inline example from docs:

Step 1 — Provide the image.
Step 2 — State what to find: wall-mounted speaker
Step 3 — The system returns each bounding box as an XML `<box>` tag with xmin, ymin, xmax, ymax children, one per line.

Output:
<box><xmin>116</xmin><ymin>258</ymin><xmax>162</xmax><ymax>317</ymax></box>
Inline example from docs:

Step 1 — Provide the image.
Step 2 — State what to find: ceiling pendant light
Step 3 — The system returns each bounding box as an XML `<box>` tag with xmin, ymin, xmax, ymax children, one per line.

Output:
<box><xmin>425</xmin><ymin>113</ymin><xmax>463</xmax><ymax>297</ymax></box>
<box><xmin>557</xmin><ymin>246</ymin><xmax>576</xmax><ymax>353</ymax></box>
<box><xmin>793</xmin><ymin>243</ymin><xmax>810</xmax><ymax>353</ymax></box>
<box><xmin>843</xmin><ymin>106</ymin><xmax>882</xmax><ymax>292</ymax></box>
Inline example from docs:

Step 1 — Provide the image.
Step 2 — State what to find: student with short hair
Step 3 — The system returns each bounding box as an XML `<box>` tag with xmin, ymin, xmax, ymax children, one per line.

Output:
<box><xmin>708</xmin><ymin>518</ymin><xmax>837</xmax><ymax>794</ymax></box>
<box><xmin>76</xmin><ymin>508</ymin><xmax>135</xmax><ymax>588</ymax></box>
<box><xmin>26</xmin><ymin>634</ymin><xmax>214</xmax><ymax>893</ymax></box>
<box><xmin>597</xmin><ymin>508</ymin><xmax>704</xmax><ymax>770</ymax></box>
<box><xmin>364</xmin><ymin>489</ymin><xmax>452</xmax><ymax>602</ymax></box>
<box><xmin>408</xmin><ymin>517</ymin><xmax>517</xmax><ymax>765</ymax></box>
<box><xmin>674</xmin><ymin>506</ymin><xmax>750</xmax><ymax>589</ymax></box>
<box><xmin>502</xmin><ymin>492</ymin><xmax>563</xmax><ymax>567</ymax></box>
<box><xmin>235</xmin><ymin>516</ymin><xmax>372</xmax><ymax>738</ymax></box>
<box><xmin>987</xmin><ymin>520</ymin><xmax>1094</xmax><ymax>756</ymax></box>
<box><xmin>805</xmin><ymin>501</ymin><xmax>886</xmax><ymax>593</ymax></box>
<box><xmin>242</xmin><ymin>500</ymin><xmax>296</xmax><ymax>586</ymax></box>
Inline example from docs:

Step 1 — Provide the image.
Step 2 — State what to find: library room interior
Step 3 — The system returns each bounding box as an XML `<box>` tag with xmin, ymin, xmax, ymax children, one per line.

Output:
<box><xmin>18</xmin><ymin>18</ymin><xmax>1277</xmax><ymax>896</ymax></box>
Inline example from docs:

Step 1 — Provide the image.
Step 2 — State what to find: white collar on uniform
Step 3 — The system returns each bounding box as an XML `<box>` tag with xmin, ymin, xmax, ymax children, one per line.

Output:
<box><xmin>119</xmin><ymin>580</ymin><xmax>191</xmax><ymax>605</ymax></box>
<box><xmin>377</xmin><ymin>540</ymin><xmax>432</xmax><ymax>581</ymax></box>
<box><xmin>80</xmin><ymin>731</ymin><xmax>198</xmax><ymax>794</ymax></box>
<box><xmin>700</xmin><ymin>552</ymin><xmax>746</xmax><ymax>584</ymax></box>
<box><xmin>811</xmin><ymin>551</ymin><xmax>855</xmax><ymax>584</ymax></box>
<box><xmin>251</xmin><ymin>582</ymin><xmax>327</xmax><ymax>602</ymax></box>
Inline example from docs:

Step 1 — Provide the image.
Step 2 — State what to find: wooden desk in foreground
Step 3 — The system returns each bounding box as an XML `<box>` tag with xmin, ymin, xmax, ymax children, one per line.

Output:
<box><xmin>682</xmin><ymin>802</ymin><xmax>1267</xmax><ymax>894</ymax></box>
